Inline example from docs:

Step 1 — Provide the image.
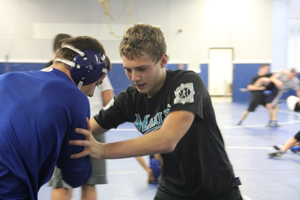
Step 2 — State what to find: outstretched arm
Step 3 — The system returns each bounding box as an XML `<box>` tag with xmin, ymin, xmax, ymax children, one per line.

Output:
<box><xmin>90</xmin><ymin>116</ymin><xmax>108</xmax><ymax>137</ymax></box>
<box><xmin>270</xmin><ymin>74</ymin><xmax>283</xmax><ymax>88</ymax></box>
<box><xmin>247</xmin><ymin>83</ymin><xmax>266</xmax><ymax>91</ymax></box>
<box><xmin>69</xmin><ymin>110</ymin><xmax>195</xmax><ymax>159</ymax></box>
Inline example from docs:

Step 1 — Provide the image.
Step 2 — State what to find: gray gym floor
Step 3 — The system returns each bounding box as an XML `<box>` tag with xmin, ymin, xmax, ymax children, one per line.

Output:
<box><xmin>38</xmin><ymin>99</ymin><xmax>300</xmax><ymax>200</ymax></box>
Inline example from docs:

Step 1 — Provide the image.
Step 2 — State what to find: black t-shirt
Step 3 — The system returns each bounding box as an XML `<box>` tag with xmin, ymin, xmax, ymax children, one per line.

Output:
<box><xmin>249</xmin><ymin>73</ymin><xmax>273</xmax><ymax>94</ymax></box>
<box><xmin>95</xmin><ymin>70</ymin><xmax>239</xmax><ymax>199</ymax></box>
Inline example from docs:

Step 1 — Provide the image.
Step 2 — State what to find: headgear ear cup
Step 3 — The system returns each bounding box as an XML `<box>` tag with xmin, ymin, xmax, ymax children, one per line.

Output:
<box><xmin>55</xmin><ymin>45</ymin><xmax>107</xmax><ymax>88</ymax></box>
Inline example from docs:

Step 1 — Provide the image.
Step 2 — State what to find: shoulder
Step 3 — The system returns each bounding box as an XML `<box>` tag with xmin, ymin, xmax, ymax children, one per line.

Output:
<box><xmin>167</xmin><ymin>70</ymin><xmax>209</xmax><ymax>98</ymax></box>
<box><xmin>266</xmin><ymin>73</ymin><xmax>273</xmax><ymax>77</ymax></box>
<box><xmin>42</xmin><ymin>71</ymin><xmax>89</xmax><ymax>106</ymax></box>
<box><xmin>168</xmin><ymin>70</ymin><xmax>201</xmax><ymax>82</ymax></box>
<box><xmin>114</xmin><ymin>85</ymin><xmax>140</xmax><ymax>102</ymax></box>
<box><xmin>167</xmin><ymin>70</ymin><xmax>204</xmax><ymax>89</ymax></box>
<box><xmin>0</xmin><ymin>71</ymin><xmax>24</xmax><ymax>80</ymax></box>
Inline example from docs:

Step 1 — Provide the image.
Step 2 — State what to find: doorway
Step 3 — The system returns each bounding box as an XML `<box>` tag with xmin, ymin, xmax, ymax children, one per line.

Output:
<box><xmin>208</xmin><ymin>48</ymin><xmax>233</xmax><ymax>98</ymax></box>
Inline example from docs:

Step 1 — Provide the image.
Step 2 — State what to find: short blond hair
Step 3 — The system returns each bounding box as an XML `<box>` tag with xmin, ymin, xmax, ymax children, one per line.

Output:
<box><xmin>119</xmin><ymin>23</ymin><xmax>167</xmax><ymax>63</ymax></box>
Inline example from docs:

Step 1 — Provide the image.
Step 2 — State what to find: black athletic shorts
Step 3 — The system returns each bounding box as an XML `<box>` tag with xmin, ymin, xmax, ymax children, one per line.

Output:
<box><xmin>265</xmin><ymin>82</ymin><xmax>279</xmax><ymax>104</ymax></box>
<box><xmin>295</xmin><ymin>131</ymin><xmax>300</xmax><ymax>142</ymax></box>
<box><xmin>247</xmin><ymin>92</ymin><xmax>266</xmax><ymax>112</ymax></box>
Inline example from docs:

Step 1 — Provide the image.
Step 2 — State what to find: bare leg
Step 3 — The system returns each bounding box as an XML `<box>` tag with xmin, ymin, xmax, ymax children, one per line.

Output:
<box><xmin>51</xmin><ymin>188</ymin><xmax>72</xmax><ymax>200</ymax></box>
<box><xmin>237</xmin><ymin>110</ymin><xmax>249</xmax><ymax>125</ymax></box>
<box><xmin>154</xmin><ymin>154</ymin><xmax>164</xmax><ymax>166</ymax></box>
<box><xmin>265</xmin><ymin>103</ymin><xmax>272</xmax><ymax>119</ymax></box>
<box><xmin>136</xmin><ymin>156</ymin><xmax>155</xmax><ymax>183</ymax></box>
<box><xmin>271</xmin><ymin>104</ymin><xmax>279</xmax><ymax>121</ymax></box>
<box><xmin>269</xmin><ymin>137</ymin><xmax>299</xmax><ymax>158</ymax></box>
<box><xmin>81</xmin><ymin>184</ymin><xmax>97</xmax><ymax>200</ymax></box>
<box><xmin>280</xmin><ymin>137</ymin><xmax>299</xmax><ymax>152</ymax></box>
<box><xmin>240</xmin><ymin>110</ymin><xmax>249</xmax><ymax>121</ymax></box>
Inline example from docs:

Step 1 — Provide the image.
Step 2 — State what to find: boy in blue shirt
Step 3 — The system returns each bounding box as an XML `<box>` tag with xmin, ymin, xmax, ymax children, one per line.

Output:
<box><xmin>0</xmin><ymin>36</ymin><xmax>110</xmax><ymax>200</ymax></box>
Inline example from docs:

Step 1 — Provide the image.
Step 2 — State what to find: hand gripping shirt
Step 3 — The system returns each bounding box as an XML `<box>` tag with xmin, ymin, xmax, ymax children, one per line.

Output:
<box><xmin>95</xmin><ymin>70</ymin><xmax>240</xmax><ymax>199</ymax></box>
<box><xmin>248</xmin><ymin>73</ymin><xmax>273</xmax><ymax>94</ymax></box>
<box><xmin>0</xmin><ymin>68</ymin><xmax>91</xmax><ymax>200</ymax></box>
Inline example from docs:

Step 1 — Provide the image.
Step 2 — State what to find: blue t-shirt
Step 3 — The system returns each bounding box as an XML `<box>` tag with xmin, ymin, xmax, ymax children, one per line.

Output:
<box><xmin>0</xmin><ymin>68</ymin><xmax>91</xmax><ymax>200</ymax></box>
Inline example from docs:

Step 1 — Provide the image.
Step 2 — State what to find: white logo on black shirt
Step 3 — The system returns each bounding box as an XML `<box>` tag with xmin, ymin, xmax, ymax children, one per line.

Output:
<box><xmin>174</xmin><ymin>83</ymin><xmax>195</xmax><ymax>105</ymax></box>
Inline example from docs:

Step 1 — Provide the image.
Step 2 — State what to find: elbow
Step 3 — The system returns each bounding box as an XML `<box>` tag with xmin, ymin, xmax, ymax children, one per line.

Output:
<box><xmin>161</xmin><ymin>139</ymin><xmax>177</xmax><ymax>153</ymax></box>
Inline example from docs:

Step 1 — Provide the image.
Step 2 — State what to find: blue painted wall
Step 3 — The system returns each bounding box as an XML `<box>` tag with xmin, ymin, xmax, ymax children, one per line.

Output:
<box><xmin>0</xmin><ymin>62</ymin><xmax>189</xmax><ymax>96</ymax></box>
<box><xmin>107</xmin><ymin>64</ymin><xmax>132</xmax><ymax>95</ymax></box>
<box><xmin>1</xmin><ymin>62</ymin><xmax>298</xmax><ymax>102</ymax></box>
<box><xmin>200</xmin><ymin>63</ymin><xmax>208</xmax><ymax>88</ymax></box>
<box><xmin>0</xmin><ymin>62</ymin><xmax>132</xmax><ymax>96</ymax></box>
<box><xmin>232</xmin><ymin>63</ymin><xmax>262</xmax><ymax>102</ymax></box>
<box><xmin>166</xmin><ymin>63</ymin><xmax>188</xmax><ymax>71</ymax></box>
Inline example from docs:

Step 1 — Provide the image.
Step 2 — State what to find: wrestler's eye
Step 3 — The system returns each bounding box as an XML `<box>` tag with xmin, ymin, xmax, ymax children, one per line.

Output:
<box><xmin>137</xmin><ymin>68</ymin><xmax>146</xmax><ymax>71</ymax></box>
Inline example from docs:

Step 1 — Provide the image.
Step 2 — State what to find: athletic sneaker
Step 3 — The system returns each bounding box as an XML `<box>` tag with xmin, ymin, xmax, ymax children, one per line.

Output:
<box><xmin>266</xmin><ymin>121</ymin><xmax>281</xmax><ymax>127</ymax></box>
<box><xmin>236</xmin><ymin>121</ymin><xmax>242</xmax><ymax>126</ymax></box>
<box><xmin>268</xmin><ymin>150</ymin><xmax>285</xmax><ymax>158</ymax></box>
<box><xmin>273</xmin><ymin>122</ymin><xmax>281</xmax><ymax>127</ymax></box>
<box><xmin>273</xmin><ymin>145</ymin><xmax>282</xmax><ymax>151</ymax></box>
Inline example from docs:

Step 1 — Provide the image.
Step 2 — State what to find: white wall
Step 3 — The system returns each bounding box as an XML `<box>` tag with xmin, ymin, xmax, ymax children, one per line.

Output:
<box><xmin>272</xmin><ymin>0</ymin><xmax>289</xmax><ymax>72</ymax></box>
<box><xmin>0</xmin><ymin>0</ymin><xmax>274</xmax><ymax>71</ymax></box>
<box><xmin>287</xmin><ymin>0</ymin><xmax>300</xmax><ymax>72</ymax></box>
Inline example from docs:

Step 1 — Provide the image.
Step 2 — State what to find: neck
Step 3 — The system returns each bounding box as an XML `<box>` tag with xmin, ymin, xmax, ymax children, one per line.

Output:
<box><xmin>147</xmin><ymin>69</ymin><xmax>167</xmax><ymax>98</ymax></box>
<box><xmin>51</xmin><ymin>62</ymin><xmax>74</xmax><ymax>83</ymax></box>
<box><xmin>257</xmin><ymin>72</ymin><xmax>265</xmax><ymax>76</ymax></box>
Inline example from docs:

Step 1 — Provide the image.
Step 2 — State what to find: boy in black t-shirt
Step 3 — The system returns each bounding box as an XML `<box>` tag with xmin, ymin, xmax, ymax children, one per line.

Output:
<box><xmin>70</xmin><ymin>23</ymin><xmax>243</xmax><ymax>200</ymax></box>
<box><xmin>237</xmin><ymin>64</ymin><xmax>282</xmax><ymax>126</ymax></box>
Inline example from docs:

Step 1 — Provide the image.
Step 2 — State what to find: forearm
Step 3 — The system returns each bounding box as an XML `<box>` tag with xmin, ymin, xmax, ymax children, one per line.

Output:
<box><xmin>101</xmin><ymin>111</ymin><xmax>194</xmax><ymax>159</ymax></box>
<box><xmin>101</xmin><ymin>130</ymin><xmax>174</xmax><ymax>159</ymax></box>
<box><xmin>270</xmin><ymin>76</ymin><xmax>283</xmax><ymax>88</ymax></box>
<box><xmin>70</xmin><ymin>111</ymin><xmax>194</xmax><ymax>160</ymax></box>
<box><xmin>247</xmin><ymin>84</ymin><xmax>265</xmax><ymax>91</ymax></box>
<box><xmin>136</xmin><ymin>157</ymin><xmax>149</xmax><ymax>171</ymax></box>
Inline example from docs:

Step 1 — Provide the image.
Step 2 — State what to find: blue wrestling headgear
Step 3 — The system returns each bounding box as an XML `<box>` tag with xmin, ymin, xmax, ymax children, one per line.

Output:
<box><xmin>55</xmin><ymin>45</ymin><xmax>107</xmax><ymax>89</ymax></box>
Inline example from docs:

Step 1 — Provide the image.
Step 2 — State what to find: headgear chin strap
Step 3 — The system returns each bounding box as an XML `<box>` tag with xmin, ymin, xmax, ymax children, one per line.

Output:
<box><xmin>55</xmin><ymin>45</ymin><xmax>107</xmax><ymax>89</ymax></box>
